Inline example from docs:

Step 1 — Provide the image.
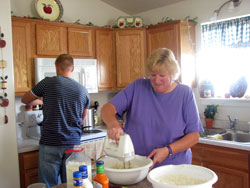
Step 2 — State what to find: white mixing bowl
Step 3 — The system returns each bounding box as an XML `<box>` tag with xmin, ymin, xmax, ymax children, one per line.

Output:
<box><xmin>147</xmin><ymin>164</ymin><xmax>218</xmax><ymax>188</ymax></box>
<box><xmin>103</xmin><ymin>155</ymin><xmax>153</xmax><ymax>185</ymax></box>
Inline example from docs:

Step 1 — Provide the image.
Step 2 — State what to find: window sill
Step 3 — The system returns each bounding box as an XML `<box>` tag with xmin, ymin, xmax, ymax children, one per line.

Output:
<box><xmin>198</xmin><ymin>97</ymin><xmax>250</xmax><ymax>107</ymax></box>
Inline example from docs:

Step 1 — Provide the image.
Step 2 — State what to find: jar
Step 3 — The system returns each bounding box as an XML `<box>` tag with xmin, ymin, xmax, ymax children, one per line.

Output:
<box><xmin>79</xmin><ymin>165</ymin><xmax>93</xmax><ymax>188</ymax></box>
<box><xmin>73</xmin><ymin>171</ymin><xmax>83</xmax><ymax>188</ymax></box>
<box><xmin>65</xmin><ymin>145</ymin><xmax>92</xmax><ymax>186</ymax></box>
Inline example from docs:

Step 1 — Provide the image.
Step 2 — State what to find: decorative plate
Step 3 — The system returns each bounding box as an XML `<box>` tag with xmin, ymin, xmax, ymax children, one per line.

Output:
<box><xmin>35</xmin><ymin>0</ymin><xmax>63</xmax><ymax>21</ymax></box>
<box><xmin>116</xmin><ymin>16</ymin><xmax>144</xmax><ymax>28</ymax></box>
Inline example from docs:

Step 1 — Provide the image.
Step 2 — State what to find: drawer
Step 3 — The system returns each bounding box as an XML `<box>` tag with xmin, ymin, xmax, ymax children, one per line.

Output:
<box><xmin>19</xmin><ymin>151</ymin><xmax>39</xmax><ymax>170</ymax></box>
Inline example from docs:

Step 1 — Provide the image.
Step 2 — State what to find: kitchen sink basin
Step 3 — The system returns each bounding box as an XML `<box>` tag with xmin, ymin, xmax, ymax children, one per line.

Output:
<box><xmin>221</xmin><ymin>132</ymin><xmax>250</xmax><ymax>142</ymax></box>
<box><xmin>202</xmin><ymin>128</ymin><xmax>250</xmax><ymax>143</ymax></box>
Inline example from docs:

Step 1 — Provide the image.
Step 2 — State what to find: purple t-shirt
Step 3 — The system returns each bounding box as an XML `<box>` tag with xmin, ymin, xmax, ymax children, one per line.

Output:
<box><xmin>110</xmin><ymin>78</ymin><xmax>203</xmax><ymax>167</ymax></box>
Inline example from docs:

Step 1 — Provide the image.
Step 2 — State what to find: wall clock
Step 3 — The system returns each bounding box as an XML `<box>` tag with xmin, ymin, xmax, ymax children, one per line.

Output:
<box><xmin>35</xmin><ymin>0</ymin><xmax>63</xmax><ymax>21</ymax></box>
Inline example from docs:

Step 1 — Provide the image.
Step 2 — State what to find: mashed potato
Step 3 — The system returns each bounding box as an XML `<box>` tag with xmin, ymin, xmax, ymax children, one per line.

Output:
<box><xmin>112</xmin><ymin>161</ymin><xmax>139</xmax><ymax>169</ymax></box>
<box><xmin>157</xmin><ymin>175</ymin><xmax>207</xmax><ymax>185</ymax></box>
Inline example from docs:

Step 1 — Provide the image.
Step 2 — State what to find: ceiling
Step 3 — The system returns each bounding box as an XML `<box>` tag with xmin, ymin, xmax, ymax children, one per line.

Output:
<box><xmin>100</xmin><ymin>0</ymin><xmax>188</xmax><ymax>15</ymax></box>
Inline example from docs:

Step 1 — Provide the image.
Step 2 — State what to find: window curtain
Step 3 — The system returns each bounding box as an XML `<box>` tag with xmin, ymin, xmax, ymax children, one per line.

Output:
<box><xmin>202</xmin><ymin>15</ymin><xmax>250</xmax><ymax>48</ymax></box>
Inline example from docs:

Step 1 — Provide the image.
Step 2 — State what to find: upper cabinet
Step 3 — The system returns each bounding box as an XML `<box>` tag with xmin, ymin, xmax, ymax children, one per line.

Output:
<box><xmin>12</xmin><ymin>20</ymin><xmax>33</xmax><ymax>96</ymax></box>
<box><xmin>147</xmin><ymin>21</ymin><xmax>196</xmax><ymax>88</ymax></box>
<box><xmin>36</xmin><ymin>24</ymin><xmax>67</xmax><ymax>56</ymax></box>
<box><xmin>115</xmin><ymin>28</ymin><xmax>147</xmax><ymax>89</ymax></box>
<box><xmin>12</xmin><ymin>17</ymin><xmax>197</xmax><ymax>95</ymax></box>
<box><xmin>68</xmin><ymin>27</ymin><xmax>95</xmax><ymax>58</ymax></box>
<box><xmin>96</xmin><ymin>28</ymin><xmax>116</xmax><ymax>90</ymax></box>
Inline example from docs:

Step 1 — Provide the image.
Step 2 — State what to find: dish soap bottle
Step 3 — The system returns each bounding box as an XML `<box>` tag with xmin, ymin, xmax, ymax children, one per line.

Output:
<box><xmin>93</xmin><ymin>160</ymin><xmax>109</xmax><ymax>188</ymax></box>
<box><xmin>79</xmin><ymin>165</ymin><xmax>93</xmax><ymax>188</ymax></box>
<box><xmin>65</xmin><ymin>145</ymin><xmax>92</xmax><ymax>186</ymax></box>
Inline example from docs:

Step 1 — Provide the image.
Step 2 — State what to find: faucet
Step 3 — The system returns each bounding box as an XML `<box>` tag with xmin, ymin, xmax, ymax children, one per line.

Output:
<box><xmin>227</xmin><ymin>115</ymin><xmax>239</xmax><ymax>130</ymax></box>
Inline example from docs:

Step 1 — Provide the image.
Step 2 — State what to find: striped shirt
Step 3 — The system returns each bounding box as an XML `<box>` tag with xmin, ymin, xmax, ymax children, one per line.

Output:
<box><xmin>31</xmin><ymin>76</ymin><xmax>90</xmax><ymax>146</ymax></box>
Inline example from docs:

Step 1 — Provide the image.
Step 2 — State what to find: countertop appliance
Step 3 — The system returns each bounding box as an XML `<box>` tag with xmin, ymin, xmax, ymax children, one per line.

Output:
<box><xmin>19</xmin><ymin>110</ymin><xmax>44</xmax><ymax>140</ymax></box>
<box><xmin>34</xmin><ymin>58</ymin><xmax>98</xmax><ymax>93</ymax></box>
<box><xmin>83</xmin><ymin>101</ymin><xmax>99</xmax><ymax>132</ymax></box>
<box><xmin>103</xmin><ymin>133</ymin><xmax>135</xmax><ymax>161</ymax></box>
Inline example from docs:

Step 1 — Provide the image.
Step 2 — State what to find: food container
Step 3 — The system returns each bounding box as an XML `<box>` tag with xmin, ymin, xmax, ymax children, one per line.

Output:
<box><xmin>147</xmin><ymin>164</ymin><xmax>218</xmax><ymax>188</ymax></box>
<box><xmin>102</xmin><ymin>155</ymin><xmax>153</xmax><ymax>185</ymax></box>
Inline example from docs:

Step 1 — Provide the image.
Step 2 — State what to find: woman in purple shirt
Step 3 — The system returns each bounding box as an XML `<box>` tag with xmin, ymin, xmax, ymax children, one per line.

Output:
<box><xmin>101</xmin><ymin>48</ymin><xmax>203</xmax><ymax>168</ymax></box>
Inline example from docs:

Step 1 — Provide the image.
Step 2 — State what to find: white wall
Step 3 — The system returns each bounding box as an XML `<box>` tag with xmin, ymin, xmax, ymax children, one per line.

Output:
<box><xmin>0</xmin><ymin>0</ymin><xmax>20</xmax><ymax>187</ymax></box>
<box><xmin>10</xmin><ymin>0</ymin><xmax>129</xmax><ymax>26</ymax></box>
<box><xmin>138</xmin><ymin>0</ymin><xmax>250</xmax><ymax>130</ymax></box>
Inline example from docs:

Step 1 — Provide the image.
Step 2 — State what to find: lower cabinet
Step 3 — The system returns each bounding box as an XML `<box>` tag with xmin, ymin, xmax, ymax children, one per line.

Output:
<box><xmin>192</xmin><ymin>143</ymin><xmax>249</xmax><ymax>188</ymax></box>
<box><xmin>19</xmin><ymin>150</ymin><xmax>39</xmax><ymax>188</ymax></box>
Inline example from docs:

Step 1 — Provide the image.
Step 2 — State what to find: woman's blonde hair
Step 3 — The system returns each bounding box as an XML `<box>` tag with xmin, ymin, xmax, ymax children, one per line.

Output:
<box><xmin>146</xmin><ymin>48</ymin><xmax>180</xmax><ymax>80</ymax></box>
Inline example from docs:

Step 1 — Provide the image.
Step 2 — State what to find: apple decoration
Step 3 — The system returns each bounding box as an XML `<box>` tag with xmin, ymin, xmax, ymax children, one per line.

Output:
<box><xmin>42</xmin><ymin>3</ymin><xmax>53</xmax><ymax>14</ymax></box>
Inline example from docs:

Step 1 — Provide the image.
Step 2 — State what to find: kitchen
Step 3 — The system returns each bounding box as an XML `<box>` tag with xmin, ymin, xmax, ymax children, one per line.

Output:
<box><xmin>1</xmin><ymin>0</ymin><xmax>250</xmax><ymax>187</ymax></box>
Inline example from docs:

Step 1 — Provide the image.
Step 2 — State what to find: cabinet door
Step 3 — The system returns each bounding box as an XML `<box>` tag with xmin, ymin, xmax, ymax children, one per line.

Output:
<box><xmin>24</xmin><ymin>168</ymin><xmax>38</xmax><ymax>188</ymax></box>
<box><xmin>96</xmin><ymin>29</ymin><xmax>115</xmax><ymax>90</ymax></box>
<box><xmin>147</xmin><ymin>23</ymin><xmax>179</xmax><ymax>59</ymax></box>
<box><xmin>115</xmin><ymin>29</ymin><xmax>146</xmax><ymax>89</ymax></box>
<box><xmin>19</xmin><ymin>151</ymin><xmax>39</xmax><ymax>188</ymax></box>
<box><xmin>207</xmin><ymin>164</ymin><xmax>249</xmax><ymax>188</ymax></box>
<box><xmin>68</xmin><ymin>27</ymin><xmax>95</xmax><ymax>58</ymax></box>
<box><xmin>12</xmin><ymin>21</ymin><xmax>32</xmax><ymax>96</ymax></box>
<box><xmin>147</xmin><ymin>22</ymin><xmax>196</xmax><ymax>88</ymax></box>
<box><xmin>36</xmin><ymin>24</ymin><xmax>67</xmax><ymax>55</ymax></box>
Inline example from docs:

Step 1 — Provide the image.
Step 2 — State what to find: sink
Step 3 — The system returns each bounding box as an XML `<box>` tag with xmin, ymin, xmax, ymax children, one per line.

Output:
<box><xmin>221</xmin><ymin>132</ymin><xmax>250</xmax><ymax>142</ymax></box>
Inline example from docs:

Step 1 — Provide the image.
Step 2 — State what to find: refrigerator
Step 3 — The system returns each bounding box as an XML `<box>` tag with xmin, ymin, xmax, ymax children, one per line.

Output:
<box><xmin>0</xmin><ymin>0</ymin><xmax>20</xmax><ymax>187</ymax></box>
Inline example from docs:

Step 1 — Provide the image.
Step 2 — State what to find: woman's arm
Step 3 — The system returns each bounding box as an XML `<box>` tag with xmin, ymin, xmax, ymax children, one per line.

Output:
<box><xmin>101</xmin><ymin>102</ymin><xmax>123</xmax><ymax>141</ymax></box>
<box><xmin>148</xmin><ymin>132</ymin><xmax>200</xmax><ymax>168</ymax></box>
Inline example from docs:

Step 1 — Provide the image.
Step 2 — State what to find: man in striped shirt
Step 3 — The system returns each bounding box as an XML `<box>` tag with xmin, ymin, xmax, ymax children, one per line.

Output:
<box><xmin>22</xmin><ymin>54</ymin><xmax>90</xmax><ymax>187</ymax></box>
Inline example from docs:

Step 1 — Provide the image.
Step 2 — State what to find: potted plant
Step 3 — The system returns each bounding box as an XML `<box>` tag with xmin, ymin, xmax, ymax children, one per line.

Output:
<box><xmin>204</xmin><ymin>104</ymin><xmax>218</xmax><ymax>129</ymax></box>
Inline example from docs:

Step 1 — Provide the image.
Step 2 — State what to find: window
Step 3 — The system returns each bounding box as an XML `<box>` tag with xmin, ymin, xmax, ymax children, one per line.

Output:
<box><xmin>198</xmin><ymin>15</ymin><xmax>250</xmax><ymax>99</ymax></box>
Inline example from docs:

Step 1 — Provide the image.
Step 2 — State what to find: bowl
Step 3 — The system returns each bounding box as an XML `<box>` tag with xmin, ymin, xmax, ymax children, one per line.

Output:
<box><xmin>103</xmin><ymin>155</ymin><xmax>153</xmax><ymax>185</ymax></box>
<box><xmin>147</xmin><ymin>164</ymin><xmax>218</xmax><ymax>188</ymax></box>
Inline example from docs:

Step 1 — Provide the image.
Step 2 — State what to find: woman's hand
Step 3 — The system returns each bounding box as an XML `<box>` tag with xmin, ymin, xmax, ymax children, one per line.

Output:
<box><xmin>107</xmin><ymin>126</ymin><xmax>124</xmax><ymax>142</ymax></box>
<box><xmin>147</xmin><ymin>147</ymin><xmax>169</xmax><ymax>169</ymax></box>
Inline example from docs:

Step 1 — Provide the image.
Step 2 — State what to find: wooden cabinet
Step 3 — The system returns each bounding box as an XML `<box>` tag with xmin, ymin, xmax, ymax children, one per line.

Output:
<box><xmin>36</xmin><ymin>24</ymin><xmax>67</xmax><ymax>56</ymax></box>
<box><xmin>68</xmin><ymin>27</ymin><xmax>95</xmax><ymax>58</ymax></box>
<box><xmin>12</xmin><ymin>20</ymin><xmax>33</xmax><ymax>96</ymax></box>
<box><xmin>147</xmin><ymin>21</ymin><xmax>196</xmax><ymax>87</ymax></box>
<box><xmin>115</xmin><ymin>28</ymin><xmax>146</xmax><ymax>89</ymax></box>
<box><xmin>19</xmin><ymin>151</ymin><xmax>39</xmax><ymax>188</ymax></box>
<box><xmin>96</xmin><ymin>28</ymin><xmax>116</xmax><ymax>90</ymax></box>
<box><xmin>192</xmin><ymin>143</ymin><xmax>249</xmax><ymax>188</ymax></box>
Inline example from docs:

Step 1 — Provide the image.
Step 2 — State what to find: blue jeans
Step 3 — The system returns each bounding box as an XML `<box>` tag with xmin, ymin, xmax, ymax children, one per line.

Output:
<box><xmin>38</xmin><ymin>144</ymin><xmax>73</xmax><ymax>188</ymax></box>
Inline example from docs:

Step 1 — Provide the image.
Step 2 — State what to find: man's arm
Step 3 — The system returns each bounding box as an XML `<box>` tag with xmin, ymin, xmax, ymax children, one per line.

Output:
<box><xmin>21</xmin><ymin>91</ymin><xmax>43</xmax><ymax>105</ymax></box>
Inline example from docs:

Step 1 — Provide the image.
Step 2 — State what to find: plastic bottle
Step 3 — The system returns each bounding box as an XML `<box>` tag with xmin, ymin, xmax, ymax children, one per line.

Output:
<box><xmin>79</xmin><ymin>165</ymin><xmax>93</xmax><ymax>188</ymax></box>
<box><xmin>93</xmin><ymin>160</ymin><xmax>109</xmax><ymax>188</ymax></box>
<box><xmin>65</xmin><ymin>145</ymin><xmax>92</xmax><ymax>187</ymax></box>
<box><xmin>73</xmin><ymin>171</ymin><xmax>83</xmax><ymax>188</ymax></box>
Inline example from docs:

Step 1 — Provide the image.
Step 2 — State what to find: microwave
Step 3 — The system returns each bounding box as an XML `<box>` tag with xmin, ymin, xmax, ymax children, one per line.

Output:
<box><xmin>34</xmin><ymin>58</ymin><xmax>98</xmax><ymax>93</ymax></box>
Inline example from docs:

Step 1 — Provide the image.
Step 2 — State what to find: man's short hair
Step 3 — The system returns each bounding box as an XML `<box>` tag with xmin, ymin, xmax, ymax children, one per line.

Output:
<box><xmin>55</xmin><ymin>54</ymin><xmax>74</xmax><ymax>71</ymax></box>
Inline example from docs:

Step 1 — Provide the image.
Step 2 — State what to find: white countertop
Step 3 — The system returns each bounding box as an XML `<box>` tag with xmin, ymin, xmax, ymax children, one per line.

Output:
<box><xmin>17</xmin><ymin>127</ymin><xmax>250</xmax><ymax>153</ymax></box>
<box><xmin>17</xmin><ymin>138</ymin><xmax>39</xmax><ymax>153</ymax></box>
<box><xmin>17</xmin><ymin>126</ymin><xmax>107</xmax><ymax>153</ymax></box>
<box><xmin>199</xmin><ymin>137</ymin><xmax>250</xmax><ymax>150</ymax></box>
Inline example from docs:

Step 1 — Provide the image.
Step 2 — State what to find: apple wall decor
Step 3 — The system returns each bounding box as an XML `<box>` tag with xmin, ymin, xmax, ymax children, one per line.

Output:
<box><xmin>115</xmin><ymin>16</ymin><xmax>144</xmax><ymax>28</ymax></box>
<box><xmin>35</xmin><ymin>0</ymin><xmax>63</xmax><ymax>21</ymax></box>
